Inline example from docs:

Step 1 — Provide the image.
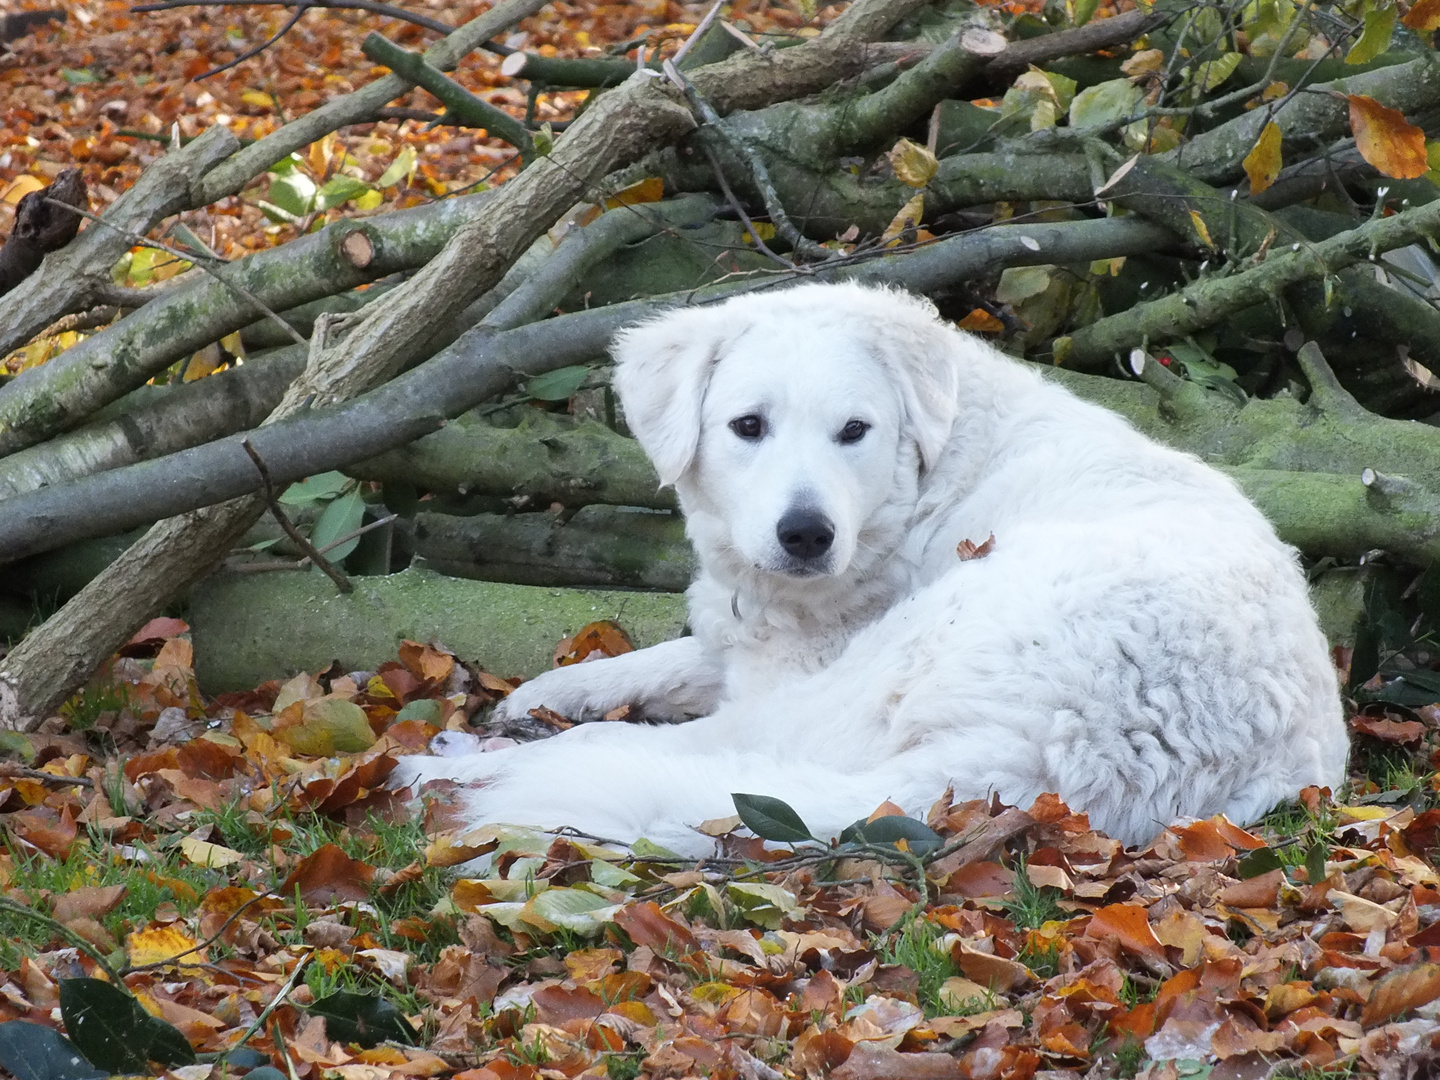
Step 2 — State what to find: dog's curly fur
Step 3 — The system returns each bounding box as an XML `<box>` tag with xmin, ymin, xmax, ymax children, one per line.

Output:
<box><xmin>392</xmin><ymin>283</ymin><xmax>1348</xmax><ymax>852</ymax></box>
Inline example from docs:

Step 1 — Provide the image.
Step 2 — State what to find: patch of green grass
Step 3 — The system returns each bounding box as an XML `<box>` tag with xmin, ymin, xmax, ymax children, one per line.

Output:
<box><xmin>604</xmin><ymin>1051</ymin><xmax>645</xmax><ymax>1080</ymax></box>
<box><xmin>876</xmin><ymin>916</ymin><xmax>963</xmax><ymax>1018</ymax></box>
<box><xmin>0</xmin><ymin>832</ymin><xmax>223</xmax><ymax>965</ymax></box>
<box><xmin>1016</xmin><ymin>938</ymin><xmax>1059</xmax><ymax>981</ymax></box>
<box><xmin>999</xmin><ymin>859</ymin><xmax>1065</xmax><ymax>930</ymax></box>
<box><xmin>1108</xmin><ymin>1036</ymin><xmax>1148</xmax><ymax>1079</ymax></box>
<box><xmin>59</xmin><ymin>681</ymin><xmax>132</xmax><ymax>731</ymax></box>
<box><xmin>1119</xmin><ymin>973</ymin><xmax>1158</xmax><ymax>1009</ymax></box>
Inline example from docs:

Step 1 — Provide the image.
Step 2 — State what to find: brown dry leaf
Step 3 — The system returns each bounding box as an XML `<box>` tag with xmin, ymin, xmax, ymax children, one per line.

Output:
<box><xmin>956</xmin><ymin>534</ymin><xmax>996</xmax><ymax>561</ymax></box>
<box><xmin>612</xmin><ymin>901</ymin><xmax>699</xmax><ymax>954</ymax></box>
<box><xmin>1361</xmin><ymin>962</ymin><xmax>1440</xmax><ymax>1027</ymax></box>
<box><xmin>51</xmin><ymin>884</ymin><xmax>126</xmax><ymax>923</ymax></box>
<box><xmin>1085</xmin><ymin>903</ymin><xmax>1165</xmax><ymax>960</ymax></box>
<box><xmin>398</xmin><ymin>640</ymin><xmax>455</xmax><ymax>684</ymax></box>
<box><xmin>954</xmin><ymin>942</ymin><xmax>1031</xmax><ymax>992</ymax></box>
<box><xmin>1151</xmin><ymin>908</ymin><xmax>1209</xmax><ymax>966</ymax></box>
<box><xmin>832</xmin><ymin>1042</ymin><xmax>965</xmax><ymax>1080</ymax></box>
<box><xmin>1243</xmin><ymin>120</ymin><xmax>1283</xmax><ymax>195</ymax></box>
<box><xmin>1351</xmin><ymin>713</ymin><xmax>1426</xmax><ymax>743</ymax></box>
<box><xmin>1349</xmin><ymin>94</ymin><xmax>1430</xmax><ymax>179</ymax></box>
<box><xmin>279</xmin><ymin>842</ymin><xmax>377</xmax><ymax>903</ymax></box>
<box><xmin>11</xmin><ymin>806</ymin><xmax>78</xmax><ymax>859</ymax></box>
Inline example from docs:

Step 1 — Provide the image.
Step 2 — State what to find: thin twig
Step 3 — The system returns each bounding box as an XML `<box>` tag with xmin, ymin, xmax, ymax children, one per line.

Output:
<box><xmin>700</xmin><ymin>144</ymin><xmax>795</xmax><ymax>270</ymax></box>
<box><xmin>194</xmin><ymin>3</ymin><xmax>308</xmax><ymax>80</ymax></box>
<box><xmin>230</xmin><ymin>513</ymin><xmax>397</xmax><ymax>571</ymax></box>
<box><xmin>131</xmin><ymin>0</ymin><xmax>458</xmax><ymax>37</ymax></box>
<box><xmin>213</xmin><ymin>948</ymin><xmax>314</xmax><ymax>1070</ymax></box>
<box><xmin>0</xmin><ymin>898</ymin><xmax>122</xmax><ymax>981</ymax></box>
<box><xmin>662</xmin><ymin>64</ymin><xmax>835</xmax><ymax>263</ymax></box>
<box><xmin>0</xmin><ymin>763</ymin><xmax>94</xmax><ymax>788</ymax></box>
<box><xmin>241</xmin><ymin>439</ymin><xmax>354</xmax><ymax>593</ymax></box>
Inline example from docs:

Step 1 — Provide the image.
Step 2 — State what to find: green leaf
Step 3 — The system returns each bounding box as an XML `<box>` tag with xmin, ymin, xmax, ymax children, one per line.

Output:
<box><xmin>266</xmin><ymin>171</ymin><xmax>318</xmax><ymax>218</ymax></box>
<box><xmin>848</xmin><ymin>815</ymin><xmax>944</xmax><ymax>854</ymax></box>
<box><xmin>630</xmin><ymin>837</ymin><xmax>682</xmax><ymax>860</ymax></box>
<box><xmin>375</xmin><ymin>145</ymin><xmax>417</xmax><ymax>188</ymax></box>
<box><xmin>1073</xmin><ymin>0</ymin><xmax>1099</xmax><ymax>27</ymax></box>
<box><xmin>524</xmin><ymin>887</ymin><xmax>622</xmax><ymax>933</ymax></box>
<box><xmin>58</xmin><ymin>68</ymin><xmax>98</xmax><ymax>85</ymax></box>
<box><xmin>311</xmin><ymin>489</ymin><xmax>366</xmax><ymax>561</ymax></box>
<box><xmin>278</xmin><ymin>698</ymin><xmax>376</xmax><ymax>756</ymax></box>
<box><xmin>59</xmin><ymin>978</ymin><xmax>195</xmax><ymax>1073</ymax></box>
<box><xmin>0</xmin><ymin>1021</ymin><xmax>104</xmax><ymax>1080</ymax></box>
<box><xmin>307</xmin><ymin>992</ymin><xmax>416</xmax><ymax>1049</ymax></box>
<box><xmin>727</xmin><ymin>883</ymin><xmax>806</xmax><ymax>930</ymax></box>
<box><xmin>1068</xmin><ymin>78</ymin><xmax>1143</xmax><ymax>130</ymax></box>
<box><xmin>525</xmin><ymin>365</ymin><xmax>592</xmax><ymax>402</ymax></box>
<box><xmin>318</xmin><ymin>175</ymin><xmax>373</xmax><ymax>210</ymax></box>
<box><xmin>279</xmin><ymin>471</ymin><xmax>351</xmax><ymax>507</ymax></box>
<box><xmin>1347</xmin><ymin>1</ymin><xmax>1397</xmax><ymax>65</ymax></box>
<box><xmin>1236</xmin><ymin>846</ymin><xmax>1284</xmax><ymax>878</ymax></box>
<box><xmin>394</xmin><ymin>698</ymin><xmax>444</xmax><ymax>725</ymax></box>
<box><xmin>1305</xmin><ymin>842</ymin><xmax>1328</xmax><ymax>885</ymax></box>
<box><xmin>995</xmin><ymin>265</ymin><xmax>1053</xmax><ymax>305</ymax></box>
<box><xmin>732</xmin><ymin>793</ymin><xmax>814</xmax><ymax>844</ymax></box>
<box><xmin>1195</xmin><ymin>52</ymin><xmax>1242</xmax><ymax>92</ymax></box>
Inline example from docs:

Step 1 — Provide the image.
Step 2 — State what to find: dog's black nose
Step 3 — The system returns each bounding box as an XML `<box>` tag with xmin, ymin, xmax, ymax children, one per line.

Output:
<box><xmin>777</xmin><ymin>509</ymin><xmax>835</xmax><ymax>560</ymax></box>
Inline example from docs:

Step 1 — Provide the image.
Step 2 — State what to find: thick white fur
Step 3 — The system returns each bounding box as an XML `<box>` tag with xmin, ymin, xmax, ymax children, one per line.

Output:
<box><xmin>392</xmin><ymin>283</ymin><xmax>1347</xmax><ymax>853</ymax></box>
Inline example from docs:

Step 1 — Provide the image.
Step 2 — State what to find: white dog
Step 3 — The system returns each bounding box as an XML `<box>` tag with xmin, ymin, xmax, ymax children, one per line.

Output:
<box><xmin>393</xmin><ymin>283</ymin><xmax>1347</xmax><ymax>853</ymax></box>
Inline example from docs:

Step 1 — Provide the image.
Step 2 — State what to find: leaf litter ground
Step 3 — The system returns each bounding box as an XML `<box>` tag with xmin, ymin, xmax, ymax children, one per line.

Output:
<box><xmin>0</xmin><ymin>619</ymin><xmax>1438</xmax><ymax>1079</ymax></box>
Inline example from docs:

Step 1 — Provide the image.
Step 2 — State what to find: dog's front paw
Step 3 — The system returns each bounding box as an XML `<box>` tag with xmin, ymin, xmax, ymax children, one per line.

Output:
<box><xmin>492</xmin><ymin>670</ymin><xmax>595</xmax><ymax>725</ymax></box>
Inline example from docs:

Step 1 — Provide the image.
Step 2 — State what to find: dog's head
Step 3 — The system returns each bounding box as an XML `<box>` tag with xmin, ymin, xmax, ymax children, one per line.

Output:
<box><xmin>612</xmin><ymin>283</ymin><xmax>964</xmax><ymax>581</ymax></box>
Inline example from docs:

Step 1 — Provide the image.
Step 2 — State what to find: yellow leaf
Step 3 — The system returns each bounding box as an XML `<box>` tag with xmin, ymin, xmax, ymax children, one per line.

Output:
<box><xmin>887</xmin><ymin>137</ymin><xmax>939</xmax><ymax>189</ymax></box>
<box><xmin>127</xmin><ymin>925</ymin><xmax>205</xmax><ymax>968</ymax></box>
<box><xmin>603</xmin><ymin>176</ymin><xmax>665</xmax><ymax>209</ymax></box>
<box><xmin>0</xmin><ymin>175</ymin><xmax>45</xmax><ymax>205</ymax></box>
<box><xmin>1349</xmin><ymin>94</ymin><xmax>1429</xmax><ymax>178</ymax></box>
<box><xmin>1120</xmin><ymin>48</ymin><xmax>1164</xmax><ymax>75</ymax></box>
<box><xmin>881</xmin><ymin>192</ymin><xmax>924</xmax><ymax>246</ymax></box>
<box><xmin>1189</xmin><ymin>210</ymin><xmax>1215</xmax><ymax>249</ymax></box>
<box><xmin>1243</xmin><ymin>121</ymin><xmax>1284</xmax><ymax>194</ymax></box>
<box><xmin>219</xmin><ymin>330</ymin><xmax>245</xmax><ymax>358</ymax></box>
<box><xmin>1347</xmin><ymin>2</ymin><xmax>1397</xmax><ymax>64</ymax></box>
<box><xmin>1261</xmin><ymin>80</ymin><xmax>1289</xmax><ymax>101</ymax></box>
<box><xmin>1403</xmin><ymin>0</ymin><xmax>1440</xmax><ymax>30</ymax></box>
<box><xmin>180</xmin><ymin>835</ymin><xmax>245</xmax><ymax>868</ymax></box>
<box><xmin>183</xmin><ymin>343</ymin><xmax>223</xmax><ymax>383</ymax></box>
<box><xmin>741</xmin><ymin>221</ymin><xmax>776</xmax><ymax>244</ymax></box>
<box><xmin>240</xmin><ymin>89</ymin><xmax>275</xmax><ymax>108</ymax></box>
<box><xmin>308</xmin><ymin>133</ymin><xmax>337</xmax><ymax>177</ymax></box>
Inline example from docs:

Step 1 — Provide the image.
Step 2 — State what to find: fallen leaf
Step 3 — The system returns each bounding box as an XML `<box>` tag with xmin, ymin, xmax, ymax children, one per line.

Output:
<box><xmin>280</xmin><ymin>843</ymin><xmax>377</xmax><ymax>903</ymax></box>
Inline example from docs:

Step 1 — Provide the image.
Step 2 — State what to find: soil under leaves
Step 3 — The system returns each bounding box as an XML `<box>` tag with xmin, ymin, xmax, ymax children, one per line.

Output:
<box><xmin>0</xmin><ymin>619</ymin><xmax>1437</xmax><ymax>1079</ymax></box>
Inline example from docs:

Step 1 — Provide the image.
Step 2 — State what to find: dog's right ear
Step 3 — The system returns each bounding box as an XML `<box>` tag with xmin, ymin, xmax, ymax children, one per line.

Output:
<box><xmin>611</xmin><ymin>307</ymin><xmax>732</xmax><ymax>486</ymax></box>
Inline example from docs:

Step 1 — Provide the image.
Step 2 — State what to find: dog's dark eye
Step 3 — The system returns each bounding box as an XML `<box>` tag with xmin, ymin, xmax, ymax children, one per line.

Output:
<box><xmin>730</xmin><ymin>415</ymin><xmax>764</xmax><ymax>439</ymax></box>
<box><xmin>839</xmin><ymin>419</ymin><xmax>870</xmax><ymax>444</ymax></box>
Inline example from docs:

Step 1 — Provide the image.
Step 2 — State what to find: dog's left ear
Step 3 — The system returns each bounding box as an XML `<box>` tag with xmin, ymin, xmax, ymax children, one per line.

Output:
<box><xmin>611</xmin><ymin>306</ymin><xmax>735</xmax><ymax>486</ymax></box>
<box><xmin>866</xmin><ymin>293</ymin><xmax>964</xmax><ymax>472</ymax></box>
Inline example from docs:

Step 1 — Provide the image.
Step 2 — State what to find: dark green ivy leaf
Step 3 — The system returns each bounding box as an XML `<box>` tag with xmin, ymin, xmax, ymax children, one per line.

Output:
<box><xmin>1236</xmin><ymin>846</ymin><xmax>1284</xmax><ymax>879</ymax></box>
<box><xmin>307</xmin><ymin>992</ymin><xmax>417</xmax><ymax>1049</ymax></box>
<box><xmin>0</xmin><ymin>1020</ymin><xmax>104</xmax><ymax>1080</ymax></box>
<box><xmin>731</xmin><ymin>793</ymin><xmax>814</xmax><ymax>844</ymax></box>
<box><xmin>59</xmin><ymin>978</ymin><xmax>195</xmax><ymax>1073</ymax></box>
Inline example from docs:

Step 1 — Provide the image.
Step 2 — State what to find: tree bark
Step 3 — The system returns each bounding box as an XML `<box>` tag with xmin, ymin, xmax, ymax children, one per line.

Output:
<box><xmin>0</xmin><ymin>169</ymin><xmax>86</xmax><ymax>298</ymax></box>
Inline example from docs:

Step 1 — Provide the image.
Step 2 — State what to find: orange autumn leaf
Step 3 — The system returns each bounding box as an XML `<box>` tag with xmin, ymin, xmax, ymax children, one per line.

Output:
<box><xmin>398</xmin><ymin>639</ymin><xmax>454</xmax><ymax>684</ymax></box>
<box><xmin>1402</xmin><ymin>0</ymin><xmax>1440</xmax><ymax>30</ymax></box>
<box><xmin>612</xmin><ymin>901</ymin><xmax>699</xmax><ymax>954</ymax></box>
<box><xmin>554</xmin><ymin>621</ymin><xmax>635</xmax><ymax>667</ymax></box>
<box><xmin>957</xmin><ymin>308</ymin><xmax>1006</xmax><ymax>333</ymax></box>
<box><xmin>1085</xmin><ymin>903</ymin><xmax>1165</xmax><ymax>959</ymax></box>
<box><xmin>1348</xmin><ymin>94</ymin><xmax>1429</xmax><ymax>179</ymax></box>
